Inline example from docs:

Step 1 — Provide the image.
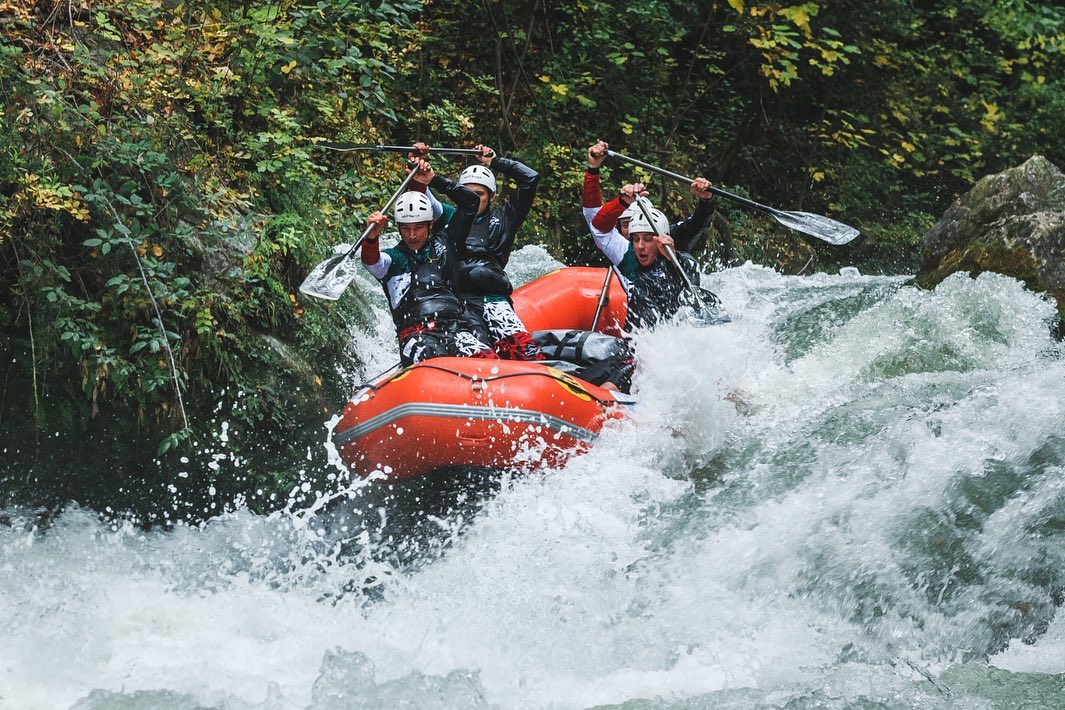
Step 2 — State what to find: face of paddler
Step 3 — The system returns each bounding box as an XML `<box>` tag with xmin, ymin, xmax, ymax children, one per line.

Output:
<box><xmin>618</xmin><ymin>217</ymin><xmax>631</xmax><ymax>240</ymax></box>
<box><xmin>467</xmin><ymin>183</ymin><xmax>492</xmax><ymax>217</ymax></box>
<box><xmin>399</xmin><ymin>221</ymin><xmax>432</xmax><ymax>251</ymax></box>
<box><xmin>631</xmin><ymin>231</ymin><xmax>661</xmax><ymax>267</ymax></box>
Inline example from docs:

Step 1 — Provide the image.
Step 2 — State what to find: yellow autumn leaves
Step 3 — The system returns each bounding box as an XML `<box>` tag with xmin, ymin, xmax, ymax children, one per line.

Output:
<box><xmin>19</xmin><ymin>174</ymin><xmax>91</xmax><ymax>222</ymax></box>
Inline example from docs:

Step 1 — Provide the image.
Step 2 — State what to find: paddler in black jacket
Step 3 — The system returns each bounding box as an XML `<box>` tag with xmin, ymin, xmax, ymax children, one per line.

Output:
<box><xmin>420</xmin><ymin>143</ymin><xmax>544</xmax><ymax>361</ymax></box>
<box><xmin>361</xmin><ymin>157</ymin><xmax>499</xmax><ymax>366</ymax></box>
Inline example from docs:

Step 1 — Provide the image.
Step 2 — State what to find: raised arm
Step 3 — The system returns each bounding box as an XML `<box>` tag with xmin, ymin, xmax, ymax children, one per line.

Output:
<box><xmin>582</xmin><ymin>140</ymin><xmax>608</xmax><ymax>228</ymax></box>
<box><xmin>588</xmin><ymin>218</ymin><xmax>630</xmax><ymax>267</ymax></box>
<box><xmin>489</xmin><ymin>152</ymin><xmax>539</xmax><ymax>229</ymax></box>
<box><xmin>669</xmin><ymin>177</ymin><xmax>715</xmax><ymax>252</ymax></box>
<box><xmin>591</xmin><ymin>182</ymin><xmax>647</xmax><ymax>233</ymax></box>
<box><xmin>405</xmin><ymin>141</ymin><xmax>450</xmax><ymax>223</ymax></box>
<box><xmin>422</xmin><ymin>184</ymin><xmax>452</xmax><ymax>223</ymax></box>
<box><xmin>433</xmin><ymin>174</ymin><xmax>479</xmax><ymax>255</ymax></box>
<box><xmin>472</xmin><ymin>144</ymin><xmax>539</xmax><ymax>259</ymax></box>
<box><xmin>591</xmin><ymin>195</ymin><xmax>627</xmax><ymax>234</ymax></box>
<box><xmin>360</xmin><ymin>211</ymin><xmax>392</xmax><ymax>280</ymax></box>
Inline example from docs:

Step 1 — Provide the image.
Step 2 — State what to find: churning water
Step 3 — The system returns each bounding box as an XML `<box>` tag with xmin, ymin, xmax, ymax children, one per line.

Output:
<box><xmin>2</xmin><ymin>247</ymin><xmax>1064</xmax><ymax>709</ymax></box>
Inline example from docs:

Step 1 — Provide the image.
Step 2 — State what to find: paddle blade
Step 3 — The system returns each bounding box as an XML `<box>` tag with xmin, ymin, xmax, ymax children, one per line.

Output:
<box><xmin>771</xmin><ymin>209</ymin><xmax>859</xmax><ymax>245</ymax></box>
<box><xmin>690</xmin><ymin>288</ymin><xmax>732</xmax><ymax>326</ymax></box>
<box><xmin>679</xmin><ymin>288</ymin><xmax>731</xmax><ymax>327</ymax></box>
<box><xmin>690</xmin><ymin>305</ymin><xmax>731</xmax><ymax>327</ymax></box>
<box><xmin>299</xmin><ymin>248</ymin><xmax>360</xmax><ymax>301</ymax></box>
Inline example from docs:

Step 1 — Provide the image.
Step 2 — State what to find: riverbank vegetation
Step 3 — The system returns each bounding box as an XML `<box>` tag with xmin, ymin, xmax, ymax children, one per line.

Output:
<box><xmin>2</xmin><ymin>0</ymin><xmax>1063</xmax><ymax>517</ymax></box>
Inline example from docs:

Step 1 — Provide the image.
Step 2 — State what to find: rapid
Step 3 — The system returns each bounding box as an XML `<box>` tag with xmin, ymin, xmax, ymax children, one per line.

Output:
<box><xmin>3</xmin><ymin>246</ymin><xmax>1064</xmax><ymax>709</ymax></box>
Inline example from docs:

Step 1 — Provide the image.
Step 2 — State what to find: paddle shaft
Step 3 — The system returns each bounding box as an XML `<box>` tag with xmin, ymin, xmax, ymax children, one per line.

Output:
<box><xmin>318</xmin><ymin>143</ymin><xmax>482</xmax><ymax>156</ymax></box>
<box><xmin>299</xmin><ymin>163</ymin><xmax>432</xmax><ymax>300</ymax></box>
<box><xmin>605</xmin><ymin>149</ymin><xmax>860</xmax><ymax>246</ymax></box>
<box><xmin>605</xmin><ymin>150</ymin><xmax>774</xmax><ymax>215</ymax></box>
<box><xmin>662</xmin><ymin>244</ymin><xmax>701</xmax><ymax>303</ymax></box>
<box><xmin>590</xmin><ymin>267</ymin><xmax>613</xmax><ymax>331</ymax></box>
<box><xmin>342</xmin><ymin>169</ymin><xmax>420</xmax><ymax>257</ymax></box>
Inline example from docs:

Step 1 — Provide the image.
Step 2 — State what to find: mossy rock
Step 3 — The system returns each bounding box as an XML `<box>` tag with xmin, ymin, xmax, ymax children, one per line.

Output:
<box><xmin>917</xmin><ymin>156</ymin><xmax>1065</xmax><ymax>320</ymax></box>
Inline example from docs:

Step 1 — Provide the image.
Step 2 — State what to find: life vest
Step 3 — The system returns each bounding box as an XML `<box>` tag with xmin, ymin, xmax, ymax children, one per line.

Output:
<box><xmin>457</xmin><ymin>215</ymin><xmax>513</xmax><ymax>296</ymax></box>
<box><xmin>387</xmin><ymin>241</ymin><xmax>464</xmax><ymax>330</ymax></box>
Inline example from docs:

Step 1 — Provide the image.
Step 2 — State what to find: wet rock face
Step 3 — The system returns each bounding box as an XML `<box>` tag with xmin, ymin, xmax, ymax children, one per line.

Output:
<box><xmin>917</xmin><ymin>155</ymin><xmax>1065</xmax><ymax>319</ymax></box>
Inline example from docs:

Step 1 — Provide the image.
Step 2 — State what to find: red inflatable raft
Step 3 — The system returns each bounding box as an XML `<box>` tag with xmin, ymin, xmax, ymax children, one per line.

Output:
<box><xmin>333</xmin><ymin>267</ymin><xmax>632</xmax><ymax>480</ymax></box>
<box><xmin>511</xmin><ymin>265</ymin><xmax>628</xmax><ymax>337</ymax></box>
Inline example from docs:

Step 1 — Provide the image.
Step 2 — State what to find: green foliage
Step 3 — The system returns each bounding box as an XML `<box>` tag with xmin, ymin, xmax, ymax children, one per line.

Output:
<box><xmin>396</xmin><ymin>0</ymin><xmax>1063</xmax><ymax>271</ymax></box>
<box><xmin>0</xmin><ymin>0</ymin><xmax>409</xmax><ymax>515</ymax></box>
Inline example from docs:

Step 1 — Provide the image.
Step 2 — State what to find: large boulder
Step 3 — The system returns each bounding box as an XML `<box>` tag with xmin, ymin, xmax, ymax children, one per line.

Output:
<box><xmin>916</xmin><ymin>156</ymin><xmax>1065</xmax><ymax>320</ymax></box>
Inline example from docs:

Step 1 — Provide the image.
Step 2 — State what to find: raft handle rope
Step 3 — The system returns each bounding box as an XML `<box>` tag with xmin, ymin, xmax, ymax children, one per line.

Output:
<box><xmin>353</xmin><ymin>362</ymin><xmax>619</xmax><ymax>405</ymax></box>
<box><xmin>362</xmin><ymin>360</ymin><xmax>402</xmax><ymax>385</ymax></box>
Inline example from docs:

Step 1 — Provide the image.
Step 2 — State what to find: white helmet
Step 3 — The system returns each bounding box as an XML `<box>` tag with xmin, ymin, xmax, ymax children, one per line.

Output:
<box><xmin>393</xmin><ymin>192</ymin><xmax>433</xmax><ymax>224</ymax></box>
<box><xmin>458</xmin><ymin>164</ymin><xmax>497</xmax><ymax>194</ymax></box>
<box><xmin>627</xmin><ymin>203</ymin><xmax>670</xmax><ymax>236</ymax></box>
<box><xmin>619</xmin><ymin>201</ymin><xmax>642</xmax><ymax>223</ymax></box>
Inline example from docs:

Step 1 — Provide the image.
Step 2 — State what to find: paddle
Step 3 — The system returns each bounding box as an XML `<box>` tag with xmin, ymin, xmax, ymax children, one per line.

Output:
<box><xmin>299</xmin><ymin>169</ymin><xmax>419</xmax><ymax>301</ymax></box>
<box><xmin>631</xmin><ymin>197</ymin><xmax>731</xmax><ymax>327</ymax></box>
<box><xmin>315</xmin><ymin>143</ymin><xmax>482</xmax><ymax>156</ymax></box>
<box><xmin>605</xmin><ymin>150</ymin><xmax>859</xmax><ymax>245</ymax></box>
<box><xmin>590</xmin><ymin>267</ymin><xmax>613</xmax><ymax>331</ymax></box>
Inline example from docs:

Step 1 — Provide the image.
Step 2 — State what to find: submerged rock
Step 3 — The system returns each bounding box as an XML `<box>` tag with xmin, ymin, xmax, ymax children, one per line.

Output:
<box><xmin>916</xmin><ymin>155</ymin><xmax>1065</xmax><ymax>323</ymax></box>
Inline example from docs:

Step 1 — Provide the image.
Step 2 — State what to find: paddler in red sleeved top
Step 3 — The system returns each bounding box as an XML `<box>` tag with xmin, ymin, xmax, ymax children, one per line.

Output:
<box><xmin>583</xmin><ymin>140</ymin><xmax>716</xmax><ymax>330</ymax></box>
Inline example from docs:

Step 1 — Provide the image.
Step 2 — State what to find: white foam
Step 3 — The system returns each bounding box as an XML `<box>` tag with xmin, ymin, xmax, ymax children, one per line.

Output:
<box><xmin>3</xmin><ymin>259</ymin><xmax>1064</xmax><ymax>709</ymax></box>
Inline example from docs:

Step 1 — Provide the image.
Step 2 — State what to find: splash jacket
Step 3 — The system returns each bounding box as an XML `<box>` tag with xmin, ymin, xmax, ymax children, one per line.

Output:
<box><xmin>430</xmin><ymin>156</ymin><xmax>540</xmax><ymax>298</ymax></box>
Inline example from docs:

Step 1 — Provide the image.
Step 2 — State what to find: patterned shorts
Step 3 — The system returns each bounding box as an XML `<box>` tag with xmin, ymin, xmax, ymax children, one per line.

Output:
<box><xmin>466</xmin><ymin>299</ymin><xmax>543</xmax><ymax>361</ymax></box>
<box><xmin>397</xmin><ymin>320</ymin><xmax>498</xmax><ymax>366</ymax></box>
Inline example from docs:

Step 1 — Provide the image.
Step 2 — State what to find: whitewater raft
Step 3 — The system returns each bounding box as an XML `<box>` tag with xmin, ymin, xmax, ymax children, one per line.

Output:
<box><xmin>333</xmin><ymin>267</ymin><xmax>634</xmax><ymax>480</ymax></box>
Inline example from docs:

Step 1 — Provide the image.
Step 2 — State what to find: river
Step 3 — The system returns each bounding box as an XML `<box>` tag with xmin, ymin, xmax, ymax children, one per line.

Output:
<box><xmin>2</xmin><ymin>246</ymin><xmax>1064</xmax><ymax>709</ymax></box>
